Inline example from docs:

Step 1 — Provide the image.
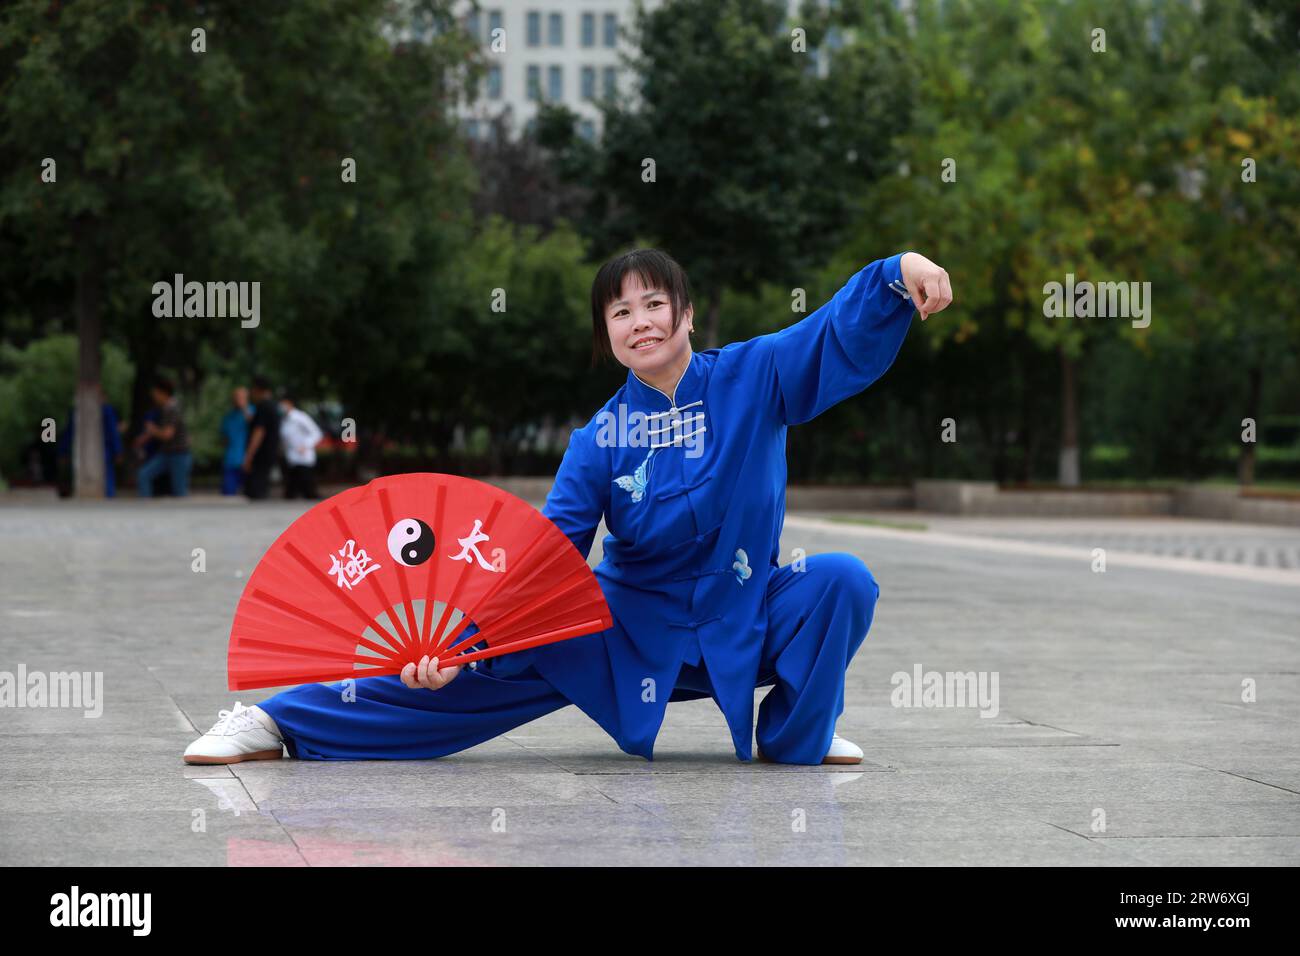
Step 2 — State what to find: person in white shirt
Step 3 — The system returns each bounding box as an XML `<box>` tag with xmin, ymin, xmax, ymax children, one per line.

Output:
<box><xmin>278</xmin><ymin>394</ymin><xmax>324</xmax><ymax>500</ymax></box>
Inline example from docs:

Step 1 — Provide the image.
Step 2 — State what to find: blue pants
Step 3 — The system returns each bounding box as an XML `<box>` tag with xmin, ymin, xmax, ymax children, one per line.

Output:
<box><xmin>221</xmin><ymin>465</ymin><xmax>244</xmax><ymax>495</ymax></box>
<box><xmin>258</xmin><ymin>553</ymin><xmax>877</xmax><ymax>764</ymax></box>
<box><xmin>137</xmin><ymin>451</ymin><xmax>192</xmax><ymax>497</ymax></box>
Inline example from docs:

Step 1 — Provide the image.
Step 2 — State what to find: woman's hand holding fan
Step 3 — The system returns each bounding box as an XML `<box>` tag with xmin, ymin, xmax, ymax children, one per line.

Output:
<box><xmin>400</xmin><ymin>654</ymin><xmax>461</xmax><ymax>691</ymax></box>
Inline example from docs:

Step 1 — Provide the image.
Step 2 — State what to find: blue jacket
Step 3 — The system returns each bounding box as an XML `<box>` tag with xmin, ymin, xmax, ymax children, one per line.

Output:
<box><xmin>221</xmin><ymin>407</ymin><xmax>251</xmax><ymax>469</ymax></box>
<box><xmin>532</xmin><ymin>253</ymin><xmax>916</xmax><ymax>760</ymax></box>
<box><xmin>58</xmin><ymin>404</ymin><xmax>123</xmax><ymax>460</ymax></box>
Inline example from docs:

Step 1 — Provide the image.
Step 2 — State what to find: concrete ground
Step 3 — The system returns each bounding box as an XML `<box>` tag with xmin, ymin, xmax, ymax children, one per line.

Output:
<box><xmin>1</xmin><ymin>491</ymin><xmax>1298</xmax><ymax>866</ymax></box>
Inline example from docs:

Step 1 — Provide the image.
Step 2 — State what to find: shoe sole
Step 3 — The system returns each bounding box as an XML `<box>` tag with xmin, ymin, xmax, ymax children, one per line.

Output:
<box><xmin>184</xmin><ymin>749</ymin><xmax>284</xmax><ymax>765</ymax></box>
<box><xmin>754</xmin><ymin>749</ymin><xmax>863</xmax><ymax>766</ymax></box>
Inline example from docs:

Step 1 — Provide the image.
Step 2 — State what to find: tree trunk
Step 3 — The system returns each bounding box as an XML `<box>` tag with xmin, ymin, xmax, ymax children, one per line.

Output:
<box><xmin>987</xmin><ymin>411</ymin><xmax>1007</xmax><ymax>485</ymax></box>
<box><xmin>1237</xmin><ymin>362</ymin><xmax>1262</xmax><ymax>486</ymax></box>
<box><xmin>703</xmin><ymin>294</ymin><xmax>721</xmax><ymax>349</ymax></box>
<box><xmin>1019</xmin><ymin>379</ymin><xmax>1034</xmax><ymax>484</ymax></box>
<box><xmin>1057</xmin><ymin>345</ymin><xmax>1080</xmax><ymax>487</ymax></box>
<box><xmin>73</xmin><ymin>263</ymin><xmax>106</xmax><ymax>499</ymax></box>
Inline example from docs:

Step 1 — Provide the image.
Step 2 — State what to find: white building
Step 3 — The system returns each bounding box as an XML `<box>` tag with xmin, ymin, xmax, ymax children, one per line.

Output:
<box><xmin>450</xmin><ymin>1</ymin><xmax>845</xmax><ymax>143</ymax></box>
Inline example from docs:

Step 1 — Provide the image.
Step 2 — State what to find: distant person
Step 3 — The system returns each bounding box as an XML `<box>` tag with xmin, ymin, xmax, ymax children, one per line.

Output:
<box><xmin>56</xmin><ymin>384</ymin><xmax>124</xmax><ymax>497</ymax></box>
<box><xmin>135</xmin><ymin>405</ymin><xmax>172</xmax><ymax>496</ymax></box>
<box><xmin>134</xmin><ymin>377</ymin><xmax>191</xmax><ymax>497</ymax></box>
<box><xmin>242</xmin><ymin>376</ymin><xmax>280</xmax><ymax>500</ymax></box>
<box><xmin>278</xmin><ymin>393</ymin><xmax>323</xmax><ymax>500</ymax></box>
<box><xmin>220</xmin><ymin>387</ymin><xmax>252</xmax><ymax>496</ymax></box>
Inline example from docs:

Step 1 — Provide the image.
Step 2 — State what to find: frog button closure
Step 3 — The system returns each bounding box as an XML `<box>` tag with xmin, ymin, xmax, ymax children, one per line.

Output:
<box><xmin>670</xmin><ymin>567</ymin><xmax>733</xmax><ymax>583</ymax></box>
<box><xmin>667</xmin><ymin>614</ymin><xmax>723</xmax><ymax>630</ymax></box>
<box><xmin>654</xmin><ymin>473</ymin><xmax>713</xmax><ymax>502</ymax></box>
<box><xmin>666</xmin><ymin>518</ymin><xmax>724</xmax><ymax>552</ymax></box>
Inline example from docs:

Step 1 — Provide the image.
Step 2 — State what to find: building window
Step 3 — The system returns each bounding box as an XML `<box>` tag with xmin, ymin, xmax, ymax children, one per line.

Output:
<box><xmin>602</xmin><ymin>66</ymin><xmax>617</xmax><ymax>99</ymax></box>
<box><xmin>581</xmin><ymin>12</ymin><xmax>595</xmax><ymax>47</ymax></box>
<box><xmin>466</xmin><ymin>119</ymin><xmax>480</xmax><ymax>140</ymax></box>
<box><xmin>526</xmin><ymin>11</ymin><xmax>541</xmax><ymax>47</ymax></box>
<box><xmin>525</xmin><ymin>117</ymin><xmax>537</xmax><ymax>137</ymax></box>
<box><xmin>548</xmin><ymin>12</ymin><xmax>563</xmax><ymax>46</ymax></box>
<box><xmin>547</xmin><ymin>64</ymin><xmax>563</xmax><ymax>101</ymax></box>
<box><xmin>487</xmin><ymin>64</ymin><xmax>502</xmax><ymax>99</ymax></box>
<box><xmin>488</xmin><ymin>10</ymin><xmax>503</xmax><ymax>41</ymax></box>
<box><xmin>578</xmin><ymin>118</ymin><xmax>595</xmax><ymax>141</ymax></box>
<box><xmin>581</xmin><ymin>65</ymin><xmax>596</xmax><ymax>100</ymax></box>
<box><xmin>526</xmin><ymin>65</ymin><xmax>541</xmax><ymax>101</ymax></box>
<box><xmin>603</xmin><ymin>12</ymin><xmax>617</xmax><ymax>47</ymax></box>
<box><xmin>466</xmin><ymin>10</ymin><xmax>481</xmax><ymax>41</ymax></box>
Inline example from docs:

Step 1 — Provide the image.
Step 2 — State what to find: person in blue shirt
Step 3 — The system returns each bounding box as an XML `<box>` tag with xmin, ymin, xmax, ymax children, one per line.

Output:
<box><xmin>185</xmin><ymin>249</ymin><xmax>953</xmax><ymax>767</ymax></box>
<box><xmin>220</xmin><ymin>386</ymin><xmax>252</xmax><ymax>496</ymax></box>
<box><xmin>56</xmin><ymin>384</ymin><xmax>124</xmax><ymax>497</ymax></box>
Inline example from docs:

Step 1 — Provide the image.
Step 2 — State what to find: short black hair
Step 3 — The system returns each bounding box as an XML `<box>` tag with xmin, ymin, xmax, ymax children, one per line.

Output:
<box><xmin>153</xmin><ymin>376</ymin><xmax>175</xmax><ymax>396</ymax></box>
<box><xmin>251</xmin><ymin>374</ymin><xmax>272</xmax><ymax>392</ymax></box>
<box><xmin>590</xmin><ymin>248</ymin><xmax>693</xmax><ymax>368</ymax></box>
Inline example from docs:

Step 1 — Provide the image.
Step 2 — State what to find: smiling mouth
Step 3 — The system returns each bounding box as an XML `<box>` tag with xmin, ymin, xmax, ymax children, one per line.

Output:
<box><xmin>630</xmin><ymin>336</ymin><xmax>664</xmax><ymax>351</ymax></box>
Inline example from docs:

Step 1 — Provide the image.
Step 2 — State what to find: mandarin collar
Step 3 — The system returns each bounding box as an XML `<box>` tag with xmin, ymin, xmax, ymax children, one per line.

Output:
<box><xmin>625</xmin><ymin>350</ymin><xmax>703</xmax><ymax>411</ymax></box>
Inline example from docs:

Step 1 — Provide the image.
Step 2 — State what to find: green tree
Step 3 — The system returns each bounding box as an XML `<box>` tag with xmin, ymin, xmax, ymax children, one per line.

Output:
<box><xmin>1175</xmin><ymin>0</ymin><xmax>1300</xmax><ymax>484</ymax></box>
<box><xmin>381</xmin><ymin>214</ymin><xmax>609</xmax><ymax>472</ymax></box>
<box><xmin>853</xmin><ymin>0</ymin><xmax>1280</xmax><ymax>485</ymax></box>
<box><xmin>0</xmin><ymin>334</ymin><xmax>133</xmax><ymax>479</ymax></box>
<box><xmin>0</xmin><ymin>0</ymin><xmax>476</xmax><ymax>494</ymax></box>
<box><xmin>539</xmin><ymin>0</ymin><xmax>906</xmax><ymax>348</ymax></box>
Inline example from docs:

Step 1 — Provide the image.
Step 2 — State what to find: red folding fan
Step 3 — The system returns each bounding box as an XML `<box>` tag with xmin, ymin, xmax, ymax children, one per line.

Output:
<box><xmin>226</xmin><ymin>472</ymin><xmax>611</xmax><ymax>690</ymax></box>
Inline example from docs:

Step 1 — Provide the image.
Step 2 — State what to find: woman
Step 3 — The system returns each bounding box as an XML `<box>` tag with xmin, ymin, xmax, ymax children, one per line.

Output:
<box><xmin>184</xmin><ymin>248</ymin><xmax>952</xmax><ymax>766</ymax></box>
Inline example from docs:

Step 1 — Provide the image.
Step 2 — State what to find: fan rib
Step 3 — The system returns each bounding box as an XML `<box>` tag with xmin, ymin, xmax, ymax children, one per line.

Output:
<box><xmin>439</xmin><ymin>564</ymin><xmax>588</xmax><ymax>656</ymax></box>
<box><xmin>439</xmin><ymin>618</ymin><xmax>610</xmax><ymax>667</ymax></box>
<box><xmin>230</xmin><ymin>666</ymin><xmax>387</xmax><ymax>690</ymax></box>
<box><xmin>377</xmin><ymin>486</ymin><xmax>420</xmax><ymax>656</ymax></box>
<box><xmin>460</xmin><ymin>596</ymin><xmax>610</xmax><ymax>652</ymax></box>
<box><xmin>246</xmin><ymin>587</ymin><xmax>369</xmax><ymax>646</ymax></box>
<box><xmin>418</xmin><ymin>485</ymin><xmax>448</xmax><ymax>659</ymax></box>
<box><xmin>237</xmin><ymin>637</ymin><xmax>364</xmax><ymax>665</ymax></box>
<box><xmin>432</xmin><ymin>498</ymin><xmax>505</xmax><ymax>655</ymax></box>
<box><xmin>432</xmin><ymin>525</ymin><xmax>554</xmax><ymax>655</ymax></box>
<box><xmin>283</xmin><ymin>541</ymin><xmax>389</xmax><ymax>635</ymax></box>
<box><xmin>327</xmin><ymin>504</ymin><xmax>414</xmax><ymax>653</ymax></box>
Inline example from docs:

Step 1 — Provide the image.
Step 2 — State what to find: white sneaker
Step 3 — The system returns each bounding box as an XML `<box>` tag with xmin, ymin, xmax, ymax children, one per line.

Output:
<box><xmin>183</xmin><ymin>702</ymin><xmax>285</xmax><ymax>765</ymax></box>
<box><xmin>822</xmin><ymin>734</ymin><xmax>863</xmax><ymax>765</ymax></box>
<box><xmin>754</xmin><ymin>733</ymin><xmax>864</xmax><ymax>765</ymax></box>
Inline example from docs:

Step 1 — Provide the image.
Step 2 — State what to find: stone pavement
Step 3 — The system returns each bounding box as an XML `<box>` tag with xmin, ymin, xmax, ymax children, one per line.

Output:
<box><xmin>1</xmin><ymin>492</ymin><xmax>1297</xmax><ymax>865</ymax></box>
<box><xmin>806</xmin><ymin>512</ymin><xmax>1300</xmax><ymax>569</ymax></box>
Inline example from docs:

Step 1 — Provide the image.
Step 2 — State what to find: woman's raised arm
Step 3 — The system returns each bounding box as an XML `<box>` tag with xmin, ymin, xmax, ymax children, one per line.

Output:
<box><xmin>759</xmin><ymin>251</ymin><xmax>951</xmax><ymax>427</ymax></box>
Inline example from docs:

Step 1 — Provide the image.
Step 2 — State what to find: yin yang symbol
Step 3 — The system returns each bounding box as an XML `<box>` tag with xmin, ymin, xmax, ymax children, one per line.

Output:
<box><xmin>387</xmin><ymin>518</ymin><xmax>435</xmax><ymax>567</ymax></box>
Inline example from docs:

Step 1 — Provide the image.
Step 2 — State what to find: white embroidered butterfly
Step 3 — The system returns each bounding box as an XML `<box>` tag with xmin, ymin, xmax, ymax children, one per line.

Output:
<box><xmin>733</xmin><ymin>548</ymin><xmax>752</xmax><ymax>585</ymax></box>
<box><xmin>614</xmin><ymin>448</ymin><xmax>658</xmax><ymax>503</ymax></box>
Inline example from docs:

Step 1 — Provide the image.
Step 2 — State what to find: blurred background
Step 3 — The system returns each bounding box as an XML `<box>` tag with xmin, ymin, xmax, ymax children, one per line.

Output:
<box><xmin>1</xmin><ymin>0</ymin><xmax>1297</xmax><ymax>502</ymax></box>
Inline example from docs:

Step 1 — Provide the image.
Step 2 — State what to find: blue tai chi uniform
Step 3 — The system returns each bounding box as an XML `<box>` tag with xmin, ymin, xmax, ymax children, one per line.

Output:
<box><xmin>259</xmin><ymin>254</ymin><xmax>916</xmax><ymax>764</ymax></box>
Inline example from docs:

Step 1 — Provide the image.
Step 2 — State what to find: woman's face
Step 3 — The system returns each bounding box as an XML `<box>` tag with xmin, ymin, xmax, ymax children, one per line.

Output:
<box><xmin>604</xmin><ymin>272</ymin><xmax>693</xmax><ymax>373</ymax></box>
